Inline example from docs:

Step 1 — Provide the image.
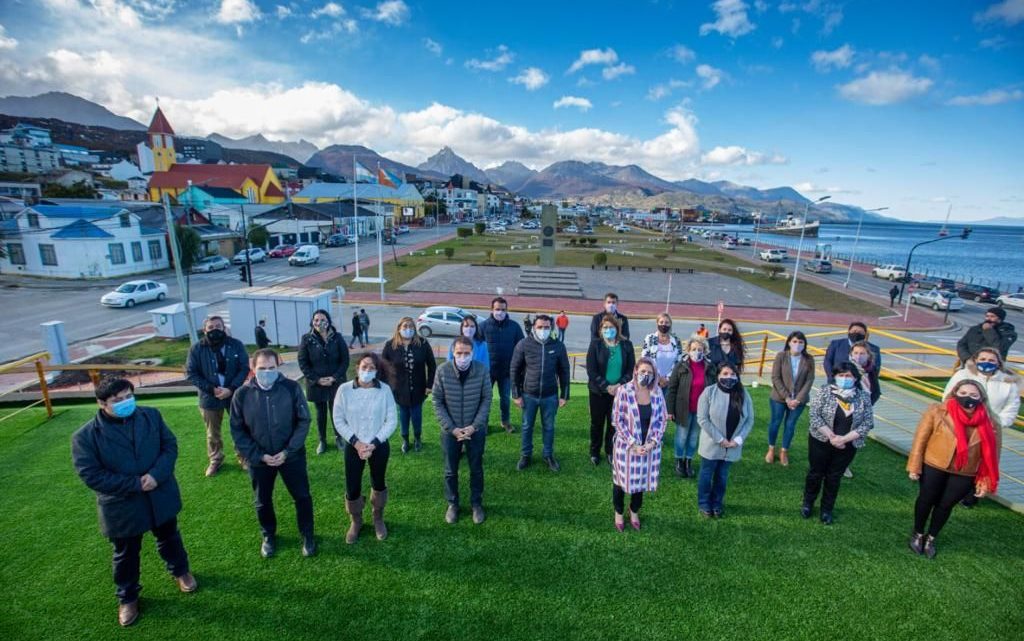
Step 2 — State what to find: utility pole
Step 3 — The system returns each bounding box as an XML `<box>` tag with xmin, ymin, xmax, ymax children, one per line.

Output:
<box><xmin>162</xmin><ymin>193</ymin><xmax>198</xmax><ymax>344</ymax></box>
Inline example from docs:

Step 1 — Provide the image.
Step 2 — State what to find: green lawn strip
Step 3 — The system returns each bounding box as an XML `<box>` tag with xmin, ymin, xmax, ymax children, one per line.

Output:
<box><xmin>1</xmin><ymin>386</ymin><xmax>1021</xmax><ymax>641</ymax></box>
<box><xmin>90</xmin><ymin>338</ymin><xmax>296</xmax><ymax>370</ymax></box>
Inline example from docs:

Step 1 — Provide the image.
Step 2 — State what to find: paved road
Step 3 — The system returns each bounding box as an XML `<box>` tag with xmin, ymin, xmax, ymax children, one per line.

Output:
<box><xmin>0</xmin><ymin>228</ymin><xmax>443</xmax><ymax>364</ymax></box>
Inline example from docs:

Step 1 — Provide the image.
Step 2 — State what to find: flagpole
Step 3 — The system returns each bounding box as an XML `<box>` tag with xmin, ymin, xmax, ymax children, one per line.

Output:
<box><xmin>353</xmin><ymin>154</ymin><xmax>360</xmax><ymax>278</ymax></box>
<box><xmin>377</xmin><ymin>161</ymin><xmax>385</xmax><ymax>301</ymax></box>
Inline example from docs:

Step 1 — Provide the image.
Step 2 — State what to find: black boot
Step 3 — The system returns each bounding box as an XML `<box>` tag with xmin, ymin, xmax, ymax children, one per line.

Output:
<box><xmin>923</xmin><ymin>535</ymin><xmax>937</xmax><ymax>559</ymax></box>
<box><xmin>908</xmin><ymin>532</ymin><xmax>925</xmax><ymax>555</ymax></box>
<box><xmin>401</xmin><ymin>437</ymin><xmax>410</xmax><ymax>454</ymax></box>
<box><xmin>674</xmin><ymin>458</ymin><xmax>685</xmax><ymax>477</ymax></box>
<box><xmin>801</xmin><ymin>503</ymin><xmax>812</xmax><ymax>519</ymax></box>
<box><xmin>683</xmin><ymin>459</ymin><xmax>694</xmax><ymax>478</ymax></box>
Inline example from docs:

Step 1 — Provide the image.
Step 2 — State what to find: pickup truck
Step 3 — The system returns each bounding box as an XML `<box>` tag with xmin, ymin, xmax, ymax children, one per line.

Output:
<box><xmin>759</xmin><ymin>249</ymin><xmax>787</xmax><ymax>262</ymax></box>
<box><xmin>871</xmin><ymin>264</ymin><xmax>908</xmax><ymax>281</ymax></box>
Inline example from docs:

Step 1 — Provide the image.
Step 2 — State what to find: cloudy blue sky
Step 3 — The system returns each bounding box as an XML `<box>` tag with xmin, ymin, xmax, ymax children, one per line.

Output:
<box><xmin>0</xmin><ymin>0</ymin><xmax>1022</xmax><ymax>221</ymax></box>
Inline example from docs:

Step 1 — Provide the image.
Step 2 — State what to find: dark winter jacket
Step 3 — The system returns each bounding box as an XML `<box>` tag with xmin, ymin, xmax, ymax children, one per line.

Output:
<box><xmin>823</xmin><ymin>337</ymin><xmax>882</xmax><ymax>383</ymax></box>
<box><xmin>707</xmin><ymin>336</ymin><xmax>743</xmax><ymax>374</ymax></box>
<box><xmin>510</xmin><ymin>335</ymin><xmax>571</xmax><ymax>400</ymax></box>
<box><xmin>585</xmin><ymin>338</ymin><xmax>636</xmax><ymax>396</ymax></box>
<box><xmin>957</xmin><ymin>322</ymin><xmax>1018</xmax><ymax>363</ymax></box>
<box><xmin>432</xmin><ymin>360</ymin><xmax>493</xmax><ymax>434</ymax></box>
<box><xmin>382</xmin><ymin>338</ymin><xmax>438</xmax><ymax>407</ymax></box>
<box><xmin>297</xmin><ymin>329</ymin><xmax>350</xmax><ymax>403</ymax></box>
<box><xmin>185</xmin><ymin>336</ymin><xmax>250</xmax><ymax>410</ymax></box>
<box><xmin>229</xmin><ymin>376</ymin><xmax>311</xmax><ymax>466</ymax></box>
<box><xmin>590</xmin><ymin>310</ymin><xmax>631</xmax><ymax>341</ymax></box>
<box><xmin>480</xmin><ymin>315</ymin><xmax>525</xmax><ymax>380</ymax></box>
<box><xmin>255</xmin><ymin>325</ymin><xmax>270</xmax><ymax>349</ymax></box>
<box><xmin>71</xmin><ymin>407</ymin><xmax>182</xmax><ymax>539</ymax></box>
<box><xmin>665</xmin><ymin>356</ymin><xmax>718</xmax><ymax>425</ymax></box>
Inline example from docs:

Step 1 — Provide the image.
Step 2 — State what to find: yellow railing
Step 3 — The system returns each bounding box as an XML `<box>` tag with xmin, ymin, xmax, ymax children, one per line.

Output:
<box><xmin>0</xmin><ymin>352</ymin><xmax>54</xmax><ymax>423</ymax></box>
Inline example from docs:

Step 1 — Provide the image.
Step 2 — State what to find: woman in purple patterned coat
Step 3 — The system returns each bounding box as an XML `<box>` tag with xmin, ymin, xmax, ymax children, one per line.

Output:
<box><xmin>611</xmin><ymin>358</ymin><xmax>668</xmax><ymax>532</ymax></box>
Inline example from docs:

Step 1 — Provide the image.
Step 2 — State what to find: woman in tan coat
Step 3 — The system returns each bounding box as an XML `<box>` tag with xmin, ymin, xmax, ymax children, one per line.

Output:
<box><xmin>766</xmin><ymin>331</ymin><xmax>815</xmax><ymax>466</ymax></box>
<box><xmin>907</xmin><ymin>380</ymin><xmax>1001</xmax><ymax>559</ymax></box>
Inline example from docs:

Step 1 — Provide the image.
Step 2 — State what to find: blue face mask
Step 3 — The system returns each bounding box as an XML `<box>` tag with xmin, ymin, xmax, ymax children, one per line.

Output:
<box><xmin>255</xmin><ymin>370</ymin><xmax>279</xmax><ymax>389</ymax></box>
<box><xmin>111</xmin><ymin>397</ymin><xmax>136</xmax><ymax>418</ymax></box>
<box><xmin>977</xmin><ymin>362</ymin><xmax>998</xmax><ymax>374</ymax></box>
<box><xmin>602</xmin><ymin>327</ymin><xmax>617</xmax><ymax>340</ymax></box>
<box><xmin>836</xmin><ymin>377</ymin><xmax>855</xmax><ymax>390</ymax></box>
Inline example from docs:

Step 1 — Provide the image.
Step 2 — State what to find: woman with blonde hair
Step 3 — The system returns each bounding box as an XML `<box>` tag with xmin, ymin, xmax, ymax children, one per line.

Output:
<box><xmin>641</xmin><ymin>313</ymin><xmax>682</xmax><ymax>388</ymax></box>
<box><xmin>382</xmin><ymin>316</ymin><xmax>437</xmax><ymax>454</ymax></box>
<box><xmin>665</xmin><ymin>336</ymin><xmax>714</xmax><ymax>478</ymax></box>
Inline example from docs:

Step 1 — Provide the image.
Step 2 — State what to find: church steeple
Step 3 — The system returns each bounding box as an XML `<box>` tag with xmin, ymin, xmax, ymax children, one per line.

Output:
<box><xmin>147</xmin><ymin>106</ymin><xmax>175</xmax><ymax>173</ymax></box>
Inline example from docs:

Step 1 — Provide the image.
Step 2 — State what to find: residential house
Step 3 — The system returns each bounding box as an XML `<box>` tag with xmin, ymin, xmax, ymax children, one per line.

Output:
<box><xmin>56</xmin><ymin>144</ymin><xmax>100</xmax><ymax>166</ymax></box>
<box><xmin>177</xmin><ymin>184</ymin><xmax>248</xmax><ymax>212</ymax></box>
<box><xmin>291</xmin><ymin>182</ymin><xmax>425</xmax><ymax>218</ymax></box>
<box><xmin>0</xmin><ymin>181</ymin><xmax>41</xmax><ymax>203</ymax></box>
<box><xmin>54</xmin><ymin>170</ymin><xmax>95</xmax><ymax>188</ymax></box>
<box><xmin>0</xmin><ymin>145</ymin><xmax>60</xmax><ymax>174</ymax></box>
<box><xmin>1</xmin><ymin>123</ymin><xmax>53</xmax><ymax>147</ymax></box>
<box><xmin>107</xmin><ymin>160</ymin><xmax>145</xmax><ymax>182</ymax></box>
<box><xmin>148</xmin><ymin>164</ymin><xmax>286</xmax><ymax>205</ymax></box>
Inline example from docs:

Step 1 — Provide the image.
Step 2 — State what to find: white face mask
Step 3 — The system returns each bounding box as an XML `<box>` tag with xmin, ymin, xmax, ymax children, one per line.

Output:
<box><xmin>400</xmin><ymin>328</ymin><xmax>415</xmax><ymax>339</ymax></box>
<box><xmin>534</xmin><ymin>328</ymin><xmax>551</xmax><ymax>341</ymax></box>
<box><xmin>454</xmin><ymin>354</ymin><xmax>472</xmax><ymax>371</ymax></box>
<box><xmin>492</xmin><ymin>310</ymin><xmax>507</xmax><ymax>321</ymax></box>
<box><xmin>358</xmin><ymin>369</ymin><xmax>376</xmax><ymax>384</ymax></box>
<box><xmin>255</xmin><ymin>369</ymin><xmax>279</xmax><ymax>389</ymax></box>
<box><xmin>605</xmin><ymin>302</ymin><xmax>617</xmax><ymax>314</ymax></box>
<box><xmin>689</xmin><ymin>350</ymin><xmax>704</xmax><ymax>362</ymax></box>
<box><xmin>462</xmin><ymin>326</ymin><xmax>476</xmax><ymax>338</ymax></box>
<box><xmin>790</xmin><ymin>343</ymin><xmax>804</xmax><ymax>353</ymax></box>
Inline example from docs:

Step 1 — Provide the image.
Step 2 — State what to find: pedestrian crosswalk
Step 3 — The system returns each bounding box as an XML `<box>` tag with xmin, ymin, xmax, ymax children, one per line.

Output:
<box><xmin>198</xmin><ymin>271</ymin><xmax>294</xmax><ymax>284</ymax></box>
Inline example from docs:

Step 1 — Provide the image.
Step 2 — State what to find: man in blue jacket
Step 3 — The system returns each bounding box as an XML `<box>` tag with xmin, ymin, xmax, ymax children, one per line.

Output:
<box><xmin>72</xmin><ymin>377</ymin><xmax>196</xmax><ymax>627</ymax></box>
<box><xmin>186</xmin><ymin>315</ymin><xmax>250</xmax><ymax>477</ymax></box>
<box><xmin>479</xmin><ymin>296</ymin><xmax>525</xmax><ymax>434</ymax></box>
<box><xmin>823</xmin><ymin>321</ymin><xmax>882</xmax><ymax>383</ymax></box>
<box><xmin>510</xmin><ymin>314</ymin><xmax>571</xmax><ymax>472</ymax></box>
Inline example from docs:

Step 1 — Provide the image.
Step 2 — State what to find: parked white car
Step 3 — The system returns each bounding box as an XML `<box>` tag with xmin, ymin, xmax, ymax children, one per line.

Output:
<box><xmin>614</xmin><ymin>224</ymin><xmax>631</xmax><ymax>233</ymax></box>
<box><xmin>101</xmin><ymin>280</ymin><xmax>168</xmax><ymax>308</ymax></box>
<box><xmin>759</xmin><ymin>248</ymin><xmax>787</xmax><ymax>262</ymax></box>
<box><xmin>288</xmin><ymin>245</ymin><xmax>320</xmax><ymax>266</ymax></box>
<box><xmin>415</xmin><ymin>306</ymin><xmax>482</xmax><ymax>337</ymax></box>
<box><xmin>910</xmin><ymin>289</ymin><xmax>965</xmax><ymax>311</ymax></box>
<box><xmin>232</xmin><ymin>248</ymin><xmax>267</xmax><ymax>264</ymax></box>
<box><xmin>996</xmin><ymin>293</ymin><xmax>1024</xmax><ymax>311</ymax></box>
<box><xmin>191</xmin><ymin>256</ymin><xmax>230</xmax><ymax>273</ymax></box>
<box><xmin>872</xmin><ymin>264</ymin><xmax>907</xmax><ymax>281</ymax></box>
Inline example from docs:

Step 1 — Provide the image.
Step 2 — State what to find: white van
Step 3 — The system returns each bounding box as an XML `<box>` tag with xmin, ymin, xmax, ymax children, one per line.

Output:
<box><xmin>288</xmin><ymin>245</ymin><xmax>320</xmax><ymax>266</ymax></box>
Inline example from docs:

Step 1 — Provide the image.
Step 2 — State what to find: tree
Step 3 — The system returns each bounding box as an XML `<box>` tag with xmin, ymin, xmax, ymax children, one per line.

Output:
<box><xmin>247</xmin><ymin>223</ymin><xmax>269</xmax><ymax>249</ymax></box>
<box><xmin>42</xmin><ymin>181</ymin><xmax>97</xmax><ymax>199</ymax></box>
<box><xmin>444</xmin><ymin>247</ymin><xmax>455</xmax><ymax>260</ymax></box>
<box><xmin>486</xmin><ymin>249</ymin><xmax>496</xmax><ymax>264</ymax></box>
<box><xmin>764</xmin><ymin>264</ymin><xmax>785</xmax><ymax>280</ymax></box>
<box><xmin>474</xmin><ymin>222</ymin><xmax>486</xmax><ymax>236</ymax></box>
<box><xmin>173</xmin><ymin>225</ymin><xmax>202</xmax><ymax>301</ymax></box>
<box><xmin>457</xmin><ymin>226</ymin><xmax>473</xmax><ymax>239</ymax></box>
<box><xmin>594</xmin><ymin>252</ymin><xmax>608</xmax><ymax>267</ymax></box>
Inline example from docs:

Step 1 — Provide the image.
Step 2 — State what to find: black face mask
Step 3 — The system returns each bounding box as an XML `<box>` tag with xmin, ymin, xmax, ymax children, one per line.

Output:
<box><xmin>658</xmin><ymin>325</ymin><xmax>671</xmax><ymax>334</ymax></box>
<box><xmin>719</xmin><ymin>331</ymin><xmax>733</xmax><ymax>341</ymax></box>
<box><xmin>206</xmin><ymin>328</ymin><xmax>226</xmax><ymax>345</ymax></box>
<box><xmin>718</xmin><ymin>378</ymin><xmax>738</xmax><ymax>391</ymax></box>
<box><xmin>956</xmin><ymin>395</ymin><xmax>981</xmax><ymax>410</ymax></box>
<box><xmin>848</xmin><ymin>332</ymin><xmax>865</xmax><ymax>343</ymax></box>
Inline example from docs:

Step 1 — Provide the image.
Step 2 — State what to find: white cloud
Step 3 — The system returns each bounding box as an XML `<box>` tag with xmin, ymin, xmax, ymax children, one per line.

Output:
<box><xmin>754</xmin><ymin>0</ymin><xmax>769</xmax><ymax>12</ymax></box>
<box><xmin>0</xmin><ymin>24</ymin><xmax>18</xmax><ymax>51</ymax></box>
<box><xmin>979</xmin><ymin>35</ymin><xmax>1011</xmax><ymax>50</ymax></box>
<box><xmin>466</xmin><ymin>45</ymin><xmax>514</xmax><ymax>72</ymax></box>
<box><xmin>778</xmin><ymin>1</ymin><xmax>844</xmax><ymax>35</ymax></box>
<box><xmin>300</xmin><ymin>19</ymin><xmax>357</xmax><ymax>43</ymax></box>
<box><xmin>423</xmin><ymin>37</ymin><xmax>442</xmax><ymax>56</ymax></box>
<box><xmin>810</xmin><ymin>44</ymin><xmax>854</xmax><ymax>72</ymax></box>
<box><xmin>602</xmin><ymin>63</ymin><xmax>635</xmax><ymax>80</ymax></box>
<box><xmin>837</xmin><ymin>70</ymin><xmax>933</xmax><ymax>105</ymax></box>
<box><xmin>918</xmin><ymin>54</ymin><xmax>941</xmax><ymax>73</ymax></box>
<box><xmin>553</xmin><ymin>96</ymin><xmax>593</xmax><ymax>111</ymax></box>
<box><xmin>699</xmin><ymin>0</ymin><xmax>756</xmax><ymax>38</ymax></box>
<box><xmin>216</xmin><ymin>0</ymin><xmax>261</xmax><ymax>24</ymax></box>
<box><xmin>793</xmin><ymin>181</ymin><xmax>859</xmax><ymax>195</ymax></box>
<box><xmin>974</xmin><ymin>0</ymin><xmax>1024</xmax><ymax>26</ymax></box>
<box><xmin>947</xmin><ymin>88</ymin><xmax>1024</xmax><ymax>106</ymax></box>
<box><xmin>311</xmin><ymin>2</ymin><xmax>345</xmax><ymax>18</ymax></box>
<box><xmin>362</xmin><ymin>0</ymin><xmax>409</xmax><ymax>25</ymax></box>
<box><xmin>567</xmin><ymin>48</ymin><xmax>618</xmax><ymax>73</ymax></box>
<box><xmin>276</xmin><ymin>5</ymin><xmax>294</xmax><ymax>19</ymax></box>
<box><xmin>669</xmin><ymin>44</ymin><xmax>697</xmax><ymax>64</ymax></box>
<box><xmin>702</xmin><ymin>145</ymin><xmax>787</xmax><ymax>165</ymax></box>
<box><xmin>647</xmin><ymin>79</ymin><xmax>691</xmax><ymax>101</ymax></box>
<box><xmin>771</xmin><ymin>36</ymin><xmax>784</xmax><ymax>48</ymax></box>
<box><xmin>696</xmin><ymin>64</ymin><xmax>726</xmax><ymax>90</ymax></box>
<box><xmin>510</xmin><ymin>67</ymin><xmax>550</xmax><ymax>91</ymax></box>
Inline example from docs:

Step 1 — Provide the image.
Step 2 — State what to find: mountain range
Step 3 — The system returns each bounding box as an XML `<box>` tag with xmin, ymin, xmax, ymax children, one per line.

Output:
<box><xmin>306</xmin><ymin>144</ymin><xmax>446</xmax><ymax>181</ymax></box>
<box><xmin>418</xmin><ymin>146</ymin><xmax>491</xmax><ymax>184</ymax></box>
<box><xmin>0</xmin><ymin>92</ymin><xmax>146</xmax><ymax>131</ymax></box>
<box><xmin>207</xmin><ymin>132</ymin><xmax>319</xmax><ymax>164</ymax></box>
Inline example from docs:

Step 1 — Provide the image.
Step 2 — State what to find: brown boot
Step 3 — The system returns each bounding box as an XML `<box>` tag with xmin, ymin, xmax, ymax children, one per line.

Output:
<box><xmin>344</xmin><ymin>496</ymin><xmax>365</xmax><ymax>544</ymax></box>
<box><xmin>370</xmin><ymin>489</ymin><xmax>389</xmax><ymax>541</ymax></box>
<box><xmin>118</xmin><ymin>601</ymin><xmax>139</xmax><ymax>627</ymax></box>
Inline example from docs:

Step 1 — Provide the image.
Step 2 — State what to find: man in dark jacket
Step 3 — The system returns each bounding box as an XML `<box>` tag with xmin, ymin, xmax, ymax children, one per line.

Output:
<box><xmin>255</xmin><ymin>319</ymin><xmax>271</xmax><ymax>349</ymax></box>
<box><xmin>230</xmin><ymin>349</ymin><xmax>316</xmax><ymax>559</ymax></box>
<box><xmin>823</xmin><ymin>321</ymin><xmax>883</xmax><ymax>383</ymax></box>
<box><xmin>510</xmin><ymin>314</ymin><xmax>571</xmax><ymax>472</ymax></box>
<box><xmin>358</xmin><ymin>308</ymin><xmax>370</xmax><ymax>345</ymax></box>
<box><xmin>957</xmin><ymin>307</ymin><xmax>1018</xmax><ymax>363</ymax></box>
<box><xmin>71</xmin><ymin>377</ymin><xmax>196</xmax><ymax>627</ymax></box>
<box><xmin>589</xmin><ymin>292</ymin><xmax>631</xmax><ymax>340</ymax></box>
<box><xmin>479</xmin><ymin>296</ymin><xmax>525</xmax><ymax>433</ymax></box>
<box><xmin>186</xmin><ymin>316</ymin><xmax>250</xmax><ymax>477</ymax></box>
<box><xmin>433</xmin><ymin>336</ymin><xmax>493</xmax><ymax>524</ymax></box>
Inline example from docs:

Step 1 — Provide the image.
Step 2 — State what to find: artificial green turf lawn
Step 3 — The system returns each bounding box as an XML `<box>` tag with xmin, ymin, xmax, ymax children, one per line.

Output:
<box><xmin>1</xmin><ymin>385</ymin><xmax>1022</xmax><ymax>641</ymax></box>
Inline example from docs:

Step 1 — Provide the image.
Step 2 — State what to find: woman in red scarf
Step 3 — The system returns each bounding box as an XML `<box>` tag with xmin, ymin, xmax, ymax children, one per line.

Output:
<box><xmin>906</xmin><ymin>380</ymin><xmax>1001</xmax><ymax>559</ymax></box>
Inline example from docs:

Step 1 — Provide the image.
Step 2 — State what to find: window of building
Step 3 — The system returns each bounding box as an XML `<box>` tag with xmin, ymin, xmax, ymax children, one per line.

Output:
<box><xmin>27</xmin><ymin>213</ymin><xmax>39</xmax><ymax>228</ymax></box>
<box><xmin>7</xmin><ymin>243</ymin><xmax>25</xmax><ymax>265</ymax></box>
<box><xmin>131</xmin><ymin>241</ymin><xmax>143</xmax><ymax>262</ymax></box>
<box><xmin>120</xmin><ymin>213</ymin><xmax>131</xmax><ymax>228</ymax></box>
<box><xmin>148</xmin><ymin>240</ymin><xmax>163</xmax><ymax>261</ymax></box>
<box><xmin>39</xmin><ymin>244</ymin><xmax>57</xmax><ymax>266</ymax></box>
<box><xmin>246</xmin><ymin>186</ymin><xmax>257</xmax><ymax>203</ymax></box>
<box><xmin>310</xmin><ymin>231</ymin><xmax>320</xmax><ymax>243</ymax></box>
<box><xmin>299</xmin><ymin>232</ymin><xmax>309</xmax><ymax>243</ymax></box>
<box><xmin>109</xmin><ymin>243</ymin><xmax>126</xmax><ymax>265</ymax></box>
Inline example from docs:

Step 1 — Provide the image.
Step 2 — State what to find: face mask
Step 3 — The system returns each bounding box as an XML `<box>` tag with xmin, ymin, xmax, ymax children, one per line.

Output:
<box><xmin>605</xmin><ymin>302</ymin><xmax>617</xmax><ymax>314</ymax></box>
<box><xmin>462</xmin><ymin>326</ymin><xmax>476</xmax><ymax>339</ymax></box>
<box><xmin>316</xmin><ymin>320</ymin><xmax>329</xmax><ymax>331</ymax></box>
<box><xmin>602</xmin><ymin>327</ymin><xmax>617</xmax><ymax>341</ymax></box>
<box><xmin>255</xmin><ymin>370</ymin><xmax>279</xmax><ymax>388</ymax></box>
<box><xmin>956</xmin><ymin>395</ymin><xmax>981</xmax><ymax>410</ymax></box>
<box><xmin>718</xmin><ymin>377</ymin><xmax>738</xmax><ymax>391</ymax></box>
<box><xmin>110</xmin><ymin>397</ymin><xmax>136</xmax><ymax>418</ymax></box>
<box><xmin>790</xmin><ymin>343</ymin><xmax>804</xmax><ymax>353</ymax></box>
<box><xmin>492</xmin><ymin>310</ymin><xmax>507</xmax><ymax>321</ymax></box>
<box><xmin>206</xmin><ymin>328</ymin><xmax>226</xmax><ymax>344</ymax></box>
<box><xmin>977</xmin><ymin>362</ymin><xmax>998</xmax><ymax>374</ymax></box>
<box><xmin>835</xmin><ymin>377</ymin><xmax>855</xmax><ymax>390</ymax></box>
<box><xmin>358</xmin><ymin>369</ymin><xmax>377</xmax><ymax>384</ymax></box>
<box><xmin>719</xmin><ymin>331</ymin><xmax>733</xmax><ymax>341</ymax></box>
<box><xmin>638</xmin><ymin>373</ymin><xmax>654</xmax><ymax>387</ymax></box>
<box><xmin>400</xmin><ymin>328</ymin><xmax>415</xmax><ymax>339</ymax></box>
<box><xmin>689</xmin><ymin>351</ymin><xmax>704</xmax><ymax>362</ymax></box>
<box><xmin>534</xmin><ymin>328</ymin><xmax>551</xmax><ymax>341</ymax></box>
<box><xmin>852</xmin><ymin>354</ymin><xmax>869</xmax><ymax>366</ymax></box>
<box><xmin>658</xmin><ymin>325</ymin><xmax>670</xmax><ymax>334</ymax></box>
<box><xmin>454</xmin><ymin>355</ymin><xmax>472</xmax><ymax>371</ymax></box>
<box><xmin>848</xmin><ymin>332</ymin><xmax>865</xmax><ymax>343</ymax></box>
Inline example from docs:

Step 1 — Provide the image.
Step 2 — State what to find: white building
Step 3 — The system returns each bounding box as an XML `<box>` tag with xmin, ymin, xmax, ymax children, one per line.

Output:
<box><xmin>0</xmin><ymin>204</ymin><xmax>170</xmax><ymax>279</ymax></box>
<box><xmin>423</xmin><ymin>185</ymin><xmax>478</xmax><ymax>216</ymax></box>
<box><xmin>0</xmin><ymin>144</ymin><xmax>60</xmax><ymax>174</ymax></box>
<box><xmin>108</xmin><ymin>160</ymin><xmax>145</xmax><ymax>182</ymax></box>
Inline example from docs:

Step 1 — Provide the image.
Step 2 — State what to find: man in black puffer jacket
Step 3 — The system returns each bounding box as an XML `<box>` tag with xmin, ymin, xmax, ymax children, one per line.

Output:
<box><xmin>510</xmin><ymin>314</ymin><xmax>570</xmax><ymax>472</ymax></box>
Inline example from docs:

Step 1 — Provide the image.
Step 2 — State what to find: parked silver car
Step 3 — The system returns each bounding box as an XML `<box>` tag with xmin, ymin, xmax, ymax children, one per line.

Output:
<box><xmin>191</xmin><ymin>255</ymin><xmax>231</xmax><ymax>273</ymax></box>
<box><xmin>910</xmin><ymin>289</ymin><xmax>965</xmax><ymax>311</ymax></box>
<box><xmin>415</xmin><ymin>306</ymin><xmax>481</xmax><ymax>337</ymax></box>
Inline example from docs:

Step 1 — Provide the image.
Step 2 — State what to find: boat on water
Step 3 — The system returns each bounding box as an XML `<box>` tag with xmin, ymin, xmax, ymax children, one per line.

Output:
<box><xmin>765</xmin><ymin>213</ymin><xmax>820</xmax><ymax>237</ymax></box>
<box><xmin>938</xmin><ymin>204</ymin><xmax>952</xmax><ymax>237</ymax></box>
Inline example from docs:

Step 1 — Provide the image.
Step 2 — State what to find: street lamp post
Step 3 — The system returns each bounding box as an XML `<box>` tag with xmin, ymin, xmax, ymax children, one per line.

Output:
<box><xmin>785</xmin><ymin>195</ymin><xmax>831</xmax><ymax>321</ymax></box>
<box><xmin>843</xmin><ymin>206</ymin><xmax>889</xmax><ymax>288</ymax></box>
<box><xmin>897</xmin><ymin>228</ymin><xmax>973</xmax><ymax>304</ymax></box>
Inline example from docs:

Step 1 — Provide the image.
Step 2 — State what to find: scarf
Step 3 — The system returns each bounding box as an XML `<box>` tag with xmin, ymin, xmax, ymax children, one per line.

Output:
<box><xmin>851</xmin><ymin>362</ymin><xmax>872</xmax><ymax>394</ymax></box>
<box><xmin>944</xmin><ymin>397</ymin><xmax>1000</xmax><ymax>493</ymax></box>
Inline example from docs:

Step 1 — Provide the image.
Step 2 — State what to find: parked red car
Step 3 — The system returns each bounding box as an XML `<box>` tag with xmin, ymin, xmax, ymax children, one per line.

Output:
<box><xmin>269</xmin><ymin>244</ymin><xmax>297</xmax><ymax>258</ymax></box>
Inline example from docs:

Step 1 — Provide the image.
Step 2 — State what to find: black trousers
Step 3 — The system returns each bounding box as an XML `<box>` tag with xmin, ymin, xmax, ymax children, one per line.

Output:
<box><xmin>914</xmin><ymin>464</ymin><xmax>976</xmax><ymax>537</ymax></box>
<box><xmin>441</xmin><ymin>429</ymin><xmax>486</xmax><ymax>507</ymax></box>
<box><xmin>803</xmin><ymin>436</ymin><xmax>858</xmax><ymax>512</ymax></box>
<box><xmin>110</xmin><ymin>516</ymin><xmax>190</xmax><ymax>604</ymax></box>
<box><xmin>314</xmin><ymin>401</ymin><xmax>332</xmax><ymax>445</ymax></box>
<box><xmin>344</xmin><ymin>440</ymin><xmax>390</xmax><ymax>500</ymax></box>
<box><xmin>612</xmin><ymin>484</ymin><xmax>644</xmax><ymax>515</ymax></box>
<box><xmin>249</xmin><ymin>456</ymin><xmax>314</xmax><ymax>538</ymax></box>
<box><xmin>589</xmin><ymin>391</ymin><xmax>615</xmax><ymax>457</ymax></box>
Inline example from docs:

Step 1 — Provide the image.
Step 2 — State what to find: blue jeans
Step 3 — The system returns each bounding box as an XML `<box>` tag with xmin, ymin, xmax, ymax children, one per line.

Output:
<box><xmin>521</xmin><ymin>394</ymin><xmax>558</xmax><ymax>458</ymax></box>
<box><xmin>767</xmin><ymin>399</ymin><xmax>806</xmax><ymax>449</ymax></box>
<box><xmin>674</xmin><ymin>414</ymin><xmax>700</xmax><ymax>459</ymax></box>
<box><xmin>492</xmin><ymin>375</ymin><xmax>512</xmax><ymax>425</ymax></box>
<box><xmin>697</xmin><ymin>457</ymin><xmax>732</xmax><ymax>512</ymax></box>
<box><xmin>398</xmin><ymin>402</ymin><xmax>424</xmax><ymax>440</ymax></box>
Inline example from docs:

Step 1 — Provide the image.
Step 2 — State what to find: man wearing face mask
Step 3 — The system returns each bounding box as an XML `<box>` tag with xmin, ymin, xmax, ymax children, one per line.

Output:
<box><xmin>956</xmin><ymin>307</ymin><xmax>1017</xmax><ymax>364</ymax></box>
<box><xmin>186</xmin><ymin>316</ymin><xmax>251</xmax><ymax>477</ymax></box>
<box><xmin>510</xmin><ymin>314</ymin><xmax>571</xmax><ymax>471</ymax></box>
<box><xmin>823</xmin><ymin>321</ymin><xmax>882</xmax><ymax>384</ymax></box>
<box><xmin>230</xmin><ymin>349</ymin><xmax>315</xmax><ymax>559</ymax></box>
<box><xmin>433</xmin><ymin>336</ymin><xmax>493</xmax><ymax>524</ymax></box>
<box><xmin>72</xmin><ymin>377</ymin><xmax>196</xmax><ymax>627</ymax></box>
<box><xmin>590</xmin><ymin>293</ymin><xmax>631</xmax><ymax>341</ymax></box>
<box><xmin>480</xmin><ymin>297</ymin><xmax>525</xmax><ymax>434</ymax></box>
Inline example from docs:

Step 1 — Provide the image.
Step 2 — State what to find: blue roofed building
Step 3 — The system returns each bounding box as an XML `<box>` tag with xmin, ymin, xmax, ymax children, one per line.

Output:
<box><xmin>291</xmin><ymin>182</ymin><xmax>425</xmax><ymax>219</ymax></box>
<box><xmin>0</xmin><ymin>203</ymin><xmax>170</xmax><ymax>279</ymax></box>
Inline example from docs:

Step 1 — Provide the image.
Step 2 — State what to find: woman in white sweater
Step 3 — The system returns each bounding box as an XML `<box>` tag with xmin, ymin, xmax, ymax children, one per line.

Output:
<box><xmin>333</xmin><ymin>353</ymin><xmax>398</xmax><ymax>544</ymax></box>
<box><xmin>943</xmin><ymin>347</ymin><xmax>1020</xmax><ymax>429</ymax></box>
